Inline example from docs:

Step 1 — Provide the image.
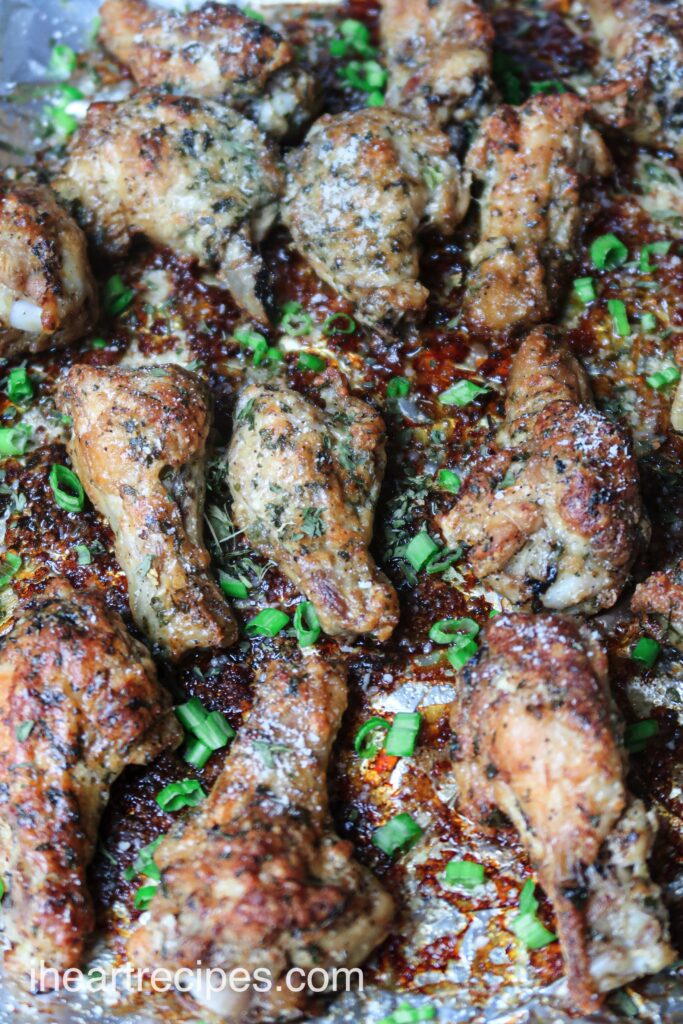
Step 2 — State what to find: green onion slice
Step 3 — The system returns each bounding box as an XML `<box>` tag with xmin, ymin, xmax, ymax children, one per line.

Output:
<box><xmin>155</xmin><ymin>778</ymin><xmax>207</xmax><ymax>812</ymax></box>
<box><xmin>386</xmin><ymin>376</ymin><xmax>410</xmax><ymax>398</ymax></box>
<box><xmin>591</xmin><ymin>233</ymin><xmax>628</xmax><ymax>270</ymax></box>
<box><xmin>298</xmin><ymin>352</ymin><xmax>327</xmax><ymax>372</ymax></box>
<box><xmin>646</xmin><ymin>365</ymin><xmax>680</xmax><ymax>390</ymax></box>
<box><xmin>436</xmin><ymin>468</ymin><xmax>461</xmax><ymax>493</ymax></box>
<box><xmin>103</xmin><ymin>274</ymin><xmax>135</xmax><ymax>316</ymax></box>
<box><xmin>444</xmin><ymin>859</ymin><xmax>486</xmax><ymax>887</ymax></box>
<box><xmin>425</xmin><ymin>547</ymin><xmax>462</xmax><ymax>575</ymax></box>
<box><xmin>429</xmin><ymin>617</ymin><xmax>479</xmax><ymax>645</ymax></box>
<box><xmin>0</xmin><ymin>427</ymin><xmax>30</xmax><ymax>457</ymax></box>
<box><xmin>573</xmin><ymin>276</ymin><xmax>596</xmax><ymax>304</ymax></box>
<box><xmin>75</xmin><ymin>544</ymin><xmax>92</xmax><ymax>566</ymax></box>
<box><xmin>640</xmin><ymin>312</ymin><xmax>657</xmax><ymax>332</ymax></box>
<box><xmin>639</xmin><ymin>241</ymin><xmax>671</xmax><ymax>273</ymax></box>
<box><xmin>49</xmin><ymin>464</ymin><xmax>85</xmax><ymax>512</ymax></box>
<box><xmin>384</xmin><ymin>712</ymin><xmax>421</xmax><ymax>758</ymax></box>
<box><xmin>246</xmin><ymin>607</ymin><xmax>290</xmax><ymax>638</ymax></box>
<box><xmin>631</xmin><ymin>636</ymin><xmax>660</xmax><ymax>667</ymax></box>
<box><xmin>322</xmin><ymin>313</ymin><xmax>356</xmax><ymax>335</ymax></box>
<box><xmin>0</xmin><ymin>552</ymin><xmax>21</xmax><ymax>590</ymax></box>
<box><xmin>372</xmin><ymin>812</ymin><xmax>423</xmax><ymax>856</ymax></box>
<box><xmin>7</xmin><ymin>367</ymin><xmax>33</xmax><ymax>405</ymax></box>
<box><xmin>624</xmin><ymin>718</ymin><xmax>659</xmax><ymax>753</ymax></box>
<box><xmin>607</xmin><ymin>298</ymin><xmax>630</xmax><ymax>337</ymax></box>
<box><xmin>377</xmin><ymin>1003</ymin><xmax>437</xmax><ymax>1024</ymax></box>
<box><xmin>134</xmin><ymin>883</ymin><xmax>158</xmax><ymax>911</ymax></box>
<box><xmin>510</xmin><ymin>911</ymin><xmax>557</xmax><ymax>949</ymax></box>
<box><xmin>280</xmin><ymin>301</ymin><xmax>313</xmax><ymax>336</ymax></box>
<box><xmin>184</xmin><ymin>737</ymin><xmax>213</xmax><ymax>768</ymax></box>
<box><xmin>405</xmin><ymin>530</ymin><xmax>439</xmax><ymax>572</ymax></box>
<box><xmin>49</xmin><ymin>43</ymin><xmax>77</xmax><ymax>77</ymax></box>
<box><xmin>293</xmin><ymin>601</ymin><xmax>321</xmax><ymax>647</ymax></box>
<box><xmin>354</xmin><ymin>716</ymin><xmax>390</xmax><ymax>759</ymax></box>
<box><xmin>530</xmin><ymin>79</ymin><xmax>566</xmax><ymax>94</ymax></box>
<box><xmin>446</xmin><ymin>639</ymin><xmax>478</xmax><ymax>670</ymax></box>
<box><xmin>219</xmin><ymin>572</ymin><xmax>249</xmax><ymax>599</ymax></box>
<box><xmin>439</xmin><ymin>380</ymin><xmax>489</xmax><ymax>407</ymax></box>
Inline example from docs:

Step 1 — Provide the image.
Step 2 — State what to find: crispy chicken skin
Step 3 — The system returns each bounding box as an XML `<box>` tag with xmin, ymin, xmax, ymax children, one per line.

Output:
<box><xmin>0</xmin><ymin>579</ymin><xmax>181</xmax><ymax>984</ymax></box>
<box><xmin>54</xmin><ymin>92</ymin><xmax>283</xmax><ymax>322</ymax></box>
<box><xmin>632</xmin><ymin>561</ymin><xmax>683</xmax><ymax>646</ymax></box>
<box><xmin>128</xmin><ymin>652</ymin><xmax>394</xmax><ymax>1021</ymax></box>
<box><xmin>282</xmin><ymin>108</ymin><xmax>468</xmax><ymax>326</ymax></box>
<box><xmin>437</xmin><ymin>327</ymin><xmax>647</xmax><ymax>614</ymax></box>
<box><xmin>451</xmin><ymin>613</ymin><xmax>674</xmax><ymax>1013</ymax></box>
<box><xmin>229</xmin><ymin>373</ymin><xmax>399</xmax><ymax>642</ymax></box>
<box><xmin>99</xmin><ymin>0</ymin><xmax>319</xmax><ymax>140</ymax></box>
<box><xmin>585</xmin><ymin>0</ymin><xmax>683</xmax><ymax>155</ymax></box>
<box><xmin>463</xmin><ymin>94</ymin><xmax>612</xmax><ymax>337</ymax></box>
<box><xmin>380</xmin><ymin>0</ymin><xmax>494</xmax><ymax>142</ymax></box>
<box><xmin>56</xmin><ymin>363</ymin><xmax>238</xmax><ymax>661</ymax></box>
<box><xmin>0</xmin><ymin>183</ymin><xmax>96</xmax><ymax>358</ymax></box>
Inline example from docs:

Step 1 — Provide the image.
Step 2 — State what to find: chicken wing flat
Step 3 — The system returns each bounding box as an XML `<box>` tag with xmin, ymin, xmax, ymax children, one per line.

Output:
<box><xmin>54</xmin><ymin>92</ymin><xmax>283</xmax><ymax>322</ymax></box>
<box><xmin>451</xmin><ymin>612</ymin><xmax>675</xmax><ymax>1013</ymax></box>
<box><xmin>0</xmin><ymin>579</ymin><xmax>181</xmax><ymax>984</ymax></box>
<box><xmin>586</xmin><ymin>0</ymin><xmax>683</xmax><ymax>155</ymax></box>
<box><xmin>127</xmin><ymin>652</ymin><xmax>394</xmax><ymax>1021</ymax></box>
<box><xmin>0</xmin><ymin>182</ymin><xmax>96</xmax><ymax>358</ymax></box>
<box><xmin>437</xmin><ymin>326</ymin><xmax>647</xmax><ymax>613</ymax></box>
<box><xmin>380</xmin><ymin>0</ymin><xmax>494</xmax><ymax>142</ymax></box>
<box><xmin>99</xmin><ymin>0</ymin><xmax>319</xmax><ymax>140</ymax></box>
<box><xmin>282</xmin><ymin>108</ymin><xmax>468</xmax><ymax>326</ymax></box>
<box><xmin>463</xmin><ymin>94</ymin><xmax>612</xmax><ymax>337</ymax></box>
<box><xmin>228</xmin><ymin>373</ymin><xmax>399</xmax><ymax>642</ymax></box>
<box><xmin>56</xmin><ymin>363</ymin><xmax>238</xmax><ymax>661</ymax></box>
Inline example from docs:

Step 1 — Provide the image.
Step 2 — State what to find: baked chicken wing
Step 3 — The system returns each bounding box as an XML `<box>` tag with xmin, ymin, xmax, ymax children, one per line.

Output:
<box><xmin>282</xmin><ymin>108</ymin><xmax>468</xmax><ymax>326</ymax></box>
<box><xmin>463</xmin><ymin>94</ymin><xmax>612</xmax><ymax>337</ymax></box>
<box><xmin>451</xmin><ymin>612</ymin><xmax>674</xmax><ymax>1013</ymax></box>
<box><xmin>228</xmin><ymin>373</ymin><xmax>399</xmax><ymax>642</ymax></box>
<box><xmin>437</xmin><ymin>327</ymin><xmax>647</xmax><ymax>614</ymax></box>
<box><xmin>0</xmin><ymin>580</ymin><xmax>181</xmax><ymax>983</ymax></box>
<box><xmin>632</xmin><ymin>561</ymin><xmax>683</xmax><ymax>646</ymax></box>
<box><xmin>380</xmin><ymin>0</ymin><xmax>494</xmax><ymax>142</ymax></box>
<box><xmin>56</xmin><ymin>363</ymin><xmax>238</xmax><ymax>661</ymax></box>
<box><xmin>128</xmin><ymin>652</ymin><xmax>394</xmax><ymax>1021</ymax></box>
<box><xmin>0</xmin><ymin>182</ymin><xmax>96</xmax><ymax>358</ymax></box>
<box><xmin>586</xmin><ymin>0</ymin><xmax>683</xmax><ymax>155</ymax></box>
<box><xmin>54</xmin><ymin>92</ymin><xmax>283</xmax><ymax>322</ymax></box>
<box><xmin>99</xmin><ymin>0</ymin><xmax>318</xmax><ymax>139</ymax></box>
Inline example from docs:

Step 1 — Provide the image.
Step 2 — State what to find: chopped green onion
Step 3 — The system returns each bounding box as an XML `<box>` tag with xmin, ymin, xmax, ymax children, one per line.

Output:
<box><xmin>75</xmin><ymin>544</ymin><xmax>92</xmax><ymax>566</ymax></box>
<box><xmin>573</xmin><ymin>276</ymin><xmax>596</xmax><ymax>304</ymax></box>
<box><xmin>367</xmin><ymin>90</ymin><xmax>385</xmax><ymax>106</ymax></box>
<box><xmin>49</xmin><ymin>464</ymin><xmax>84</xmax><ymax>512</ymax></box>
<box><xmin>7</xmin><ymin>368</ymin><xmax>33</xmax><ymax>405</ymax></box>
<box><xmin>155</xmin><ymin>778</ymin><xmax>206</xmax><ymax>812</ymax></box>
<box><xmin>444</xmin><ymin>859</ymin><xmax>485</xmax><ymax>888</ymax></box>
<box><xmin>49</xmin><ymin>43</ymin><xmax>77</xmax><ymax>78</ymax></box>
<box><xmin>386</xmin><ymin>376</ymin><xmax>410</xmax><ymax>399</ymax></box>
<box><xmin>0</xmin><ymin>552</ymin><xmax>22</xmax><ymax>590</ymax></box>
<box><xmin>425</xmin><ymin>547</ymin><xmax>462</xmax><ymax>575</ymax></box>
<box><xmin>639</xmin><ymin>241</ymin><xmax>671</xmax><ymax>273</ymax></box>
<box><xmin>446</xmin><ymin>639</ymin><xmax>478</xmax><ymax>669</ymax></box>
<box><xmin>298</xmin><ymin>352</ymin><xmax>326</xmax><ymax>372</ymax></box>
<box><xmin>330</xmin><ymin>37</ymin><xmax>350</xmax><ymax>57</ymax></box>
<box><xmin>243</xmin><ymin>5</ymin><xmax>265</xmax><ymax>21</ymax></box>
<box><xmin>91</xmin><ymin>338</ymin><xmax>107</xmax><ymax>349</ymax></box>
<box><xmin>631</xmin><ymin>636</ymin><xmax>660</xmax><ymax>667</ymax></box>
<box><xmin>134</xmin><ymin>883</ymin><xmax>158</xmax><ymax>910</ymax></box>
<box><xmin>429</xmin><ymin>617</ymin><xmax>479</xmax><ymax>645</ymax></box>
<box><xmin>200</xmin><ymin>710</ymin><xmax>236</xmax><ymax>749</ymax></box>
<box><xmin>339</xmin><ymin>59</ymin><xmax>388</xmax><ymax>93</ymax></box>
<box><xmin>234</xmin><ymin>326</ymin><xmax>269</xmax><ymax>366</ymax></box>
<box><xmin>15</xmin><ymin>720</ymin><xmax>34</xmax><ymax>742</ymax></box>
<box><xmin>322</xmin><ymin>313</ymin><xmax>355</xmax><ymax>335</ymax></box>
<box><xmin>385</xmin><ymin>712</ymin><xmax>421</xmax><ymax>758</ymax></box>
<box><xmin>340</xmin><ymin>17</ymin><xmax>372</xmax><ymax>48</ymax></box>
<box><xmin>624</xmin><ymin>718</ymin><xmax>659</xmax><ymax>753</ymax></box>
<box><xmin>280</xmin><ymin>301</ymin><xmax>313</xmax><ymax>336</ymax></box>
<box><xmin>124</xmin><ymin>836</ymin><xmax>165</xmax><ymax>883</ymax></box>
<box><xmin>219</xmin><ymin>572</ymin><xmax>249</xmax><ymax>599</ymax></box>
<box><xmin>405</xmin><ymin>530</ymin><xmax>439</xmax><ymax>572</ymax></box>
<box><xmin>607</xmin><ymin>299</ymin><xmax>630</xmax><ymax>337</ymax></box>
<box><xmin>436</xmin><ymin>468</ymin><xmax>461</xmax><ymax>493</ymax></box>
<box><xmin>591</xmin><ymin>233</ymin><xmax>628</xmax><ymax>270</ymax></box>
<box><xmin>640</xmin><ymin>313</ymin><xmax>657</xmax><ymax>332</ymax></box>
<box><xmin>372</xmin><ymin>812</ymin><xmax>423</xmax><ymax>856</ymax></box>
<box><xmin>646</xmin><ymin>365</ymin><xmax>681</xmax><ymax>390</ymax></box>
<box><xmin>510</xmin><ymin>911</ymin><xmax>557</xmax><ymax>949</ymax></box>
<box><xmin>46</xmin><ymin>106</ymin><xmax>78</xmax><ymax>138</ymax></box>
<box><xmin>294</xmin><ymin>601</ymin><xmax>321</xmax><ymax>647</ymax></box>
<box><xmin>56</xmin><ymin>83</ymin><xmax>84</xmax><ymax>104</ymax></box>
<box><xmin>176</xmin><ymin>696</ymin><xmax>235</xmax><ymax>756</ymax></box>
<box><xmin>103</xmin><ymin>275</ymin><xmax>134</xmax><ymax>316</ymax></box>
<box><xmin>0</xmin><ymin>427</ymin><xmax>29</xmax><ymax>457</ymax></box>
<box><xmin>175</xmin><ymin>696</ymin><xmax>206</xmax><ymax>733</ymax></box>
<box><xmin>0</xmin><ymin>878</ymin><xmax>4</xmax><ymax>900</ymax></box>
<box><xmin>439</xmin><ymin>380</ymin><xmax>489</xmax><ymax>407</ymax></box>
<box><xmin>377</xmin><ymin>1004</ymin><xmax>437</xmax><ymax>1024</ymax></box>
<box><xmin>530</xmin><ymin>79</ymin><xmax>566</xmax><ymax>94</ymax></box>
<box><xmin>245</xmin><ymin>607</ymin><xmax>290</xmax><ymax>638</ymax></box>
<box><xmin>183</xmin><ymin>737</ymin><xmax>213</xmax><ymax>769</ymax></box>
<box><xmin>354</xmin><ymin>716</ymin><xmax>390</xmax><ymax>759</ymax></box>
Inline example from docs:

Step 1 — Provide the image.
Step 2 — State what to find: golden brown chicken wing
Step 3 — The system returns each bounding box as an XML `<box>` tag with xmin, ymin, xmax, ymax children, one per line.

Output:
<box><xmin>127</xmin><ymin>651</ymin><xmax>394</xmax><ymax>1020</ymax></box>
<box><xmin>228</xmin><ymin>373</ymin><xmax>399</xmax><ymax>642</ymax></box>
<box><xmin>437</xmin><ymin>326</ymin><xmax>647</xmax><ymax>614</ymax></box>
<box><xmin>56</xmin><ymin>363</ymin><xmax>238</xmax><ymax>661</ymax></box>
<box><xmin>0</xmin><ymin>182</ymin><xmax>96</xmax><ymax>358</ymax></box>
<box><xmin>463</xmin><ymin>94</ymin><xmax>612</xmax><ymax>337</ymax></box>
<box><xmin>54</xmin><ymin>92</ymin><xmax>283</xmax><ymax>322</ymax></box>
<box><xmin>451</xmin><ymin>612</ymin><xmax>674</xmax><ymax>1013</ymax></box>
<box><xmin>282</xmin><ymin>107</ymin><xmax>468</xmax><ymax>326</ymax></box>
<box><xmin>0</xmin><ymin>579</ymin><xmax>181</xmax><ymax>984</ymax></box>
<box><xmin>99</xmin><ymin>0</ymin><xmax>319</xmax><ymax>139</ymax></box>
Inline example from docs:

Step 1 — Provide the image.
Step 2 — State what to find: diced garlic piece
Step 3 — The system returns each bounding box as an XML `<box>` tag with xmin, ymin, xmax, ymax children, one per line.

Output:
<box><xmin>9</xmin><ymin>299</ymin><xmax>43</xmax><ymax>333</ymax></box>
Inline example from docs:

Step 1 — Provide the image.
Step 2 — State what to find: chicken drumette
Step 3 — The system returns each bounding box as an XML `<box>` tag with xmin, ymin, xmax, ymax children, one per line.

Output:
<box><xmin>228</xmin><ymin>373</ymin><xmax>399</xmax><ymax>642</ymax></box>
<box><xmin>463</xmin><ymin>94</ymin><xmax>612</xmax><ymax>337</ymax></box>
<box><xmin>0</xmin><ymin>580</ymin><xmax>181</xmax><ymax>983</ymax></box>
<box><xmin>282</xmin><ymin>108</ymin><xmax>468</xmax><ymax>327</ymax></box>
<box><xmin>380</xmin><ymin>0</ymin><xmax>494</xmax><ymax>146</ymax></box>
<box><xmin>128</xmin><ymin>651</ymin><xmax>394</xmax><ymax>1021</ymax></box>
<box><xmin>54</xmin><ymin>92</ymin><xmax>283</xmax><ymax>322</ymax></box>
<box><xmin>585</xmin><ymin>0</ymin><xmax>683</xmax><ymax>155</ymax></box>
<box><xmin>99</xmin><ymin>0</ymin><xmax>318</xmax><ymax>140</ymax></box>
<box><xmin>56</xmin><ymin>363</ymin><xmax>237</xmax><ymax>661</ymax></box>
<box><xmin>437</xmin><ymin>326</ymin><xmax>647</xmax><ymax>614</ymax></box>
<box><xmin>0</xmin><ymin>182</ymin><xmax>96</xmax><ymax>358</ymax></box>
<box><xmin>451</xmin><ymin>612</ymin><xmax>674</xmax><ymax>1013</ymax></box>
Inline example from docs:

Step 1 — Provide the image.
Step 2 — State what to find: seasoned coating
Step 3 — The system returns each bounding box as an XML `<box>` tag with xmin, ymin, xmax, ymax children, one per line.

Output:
<box><xmin>54</xmin><ymin>92</ymin><xmax>283</xmax><ymax>322</ymax></box>
<box><xmin>128</xmin><ymin>653</ymin><xmax>394</xmax><ymax>1021</ymax></box>
<box><xmin>282</xmin><ymin>108</ymin><xmax>468</xmax><ymax>327</ymax></box>
<box><xmin>56</xmin><ymin>363</ymin><xmax>238</xmax><ymax>661</ymax></box>
<box><xmin>586</xmin><ymin>0</ymin><xmax>683</xmax><ymax>155</ymax></box>
<box><xmin>0</xmin><ymin>183</ymin><xmax>96</xmax><ymax>358</ymax></box>
<box><xmin>451</xmin><ymin>612</ymin><xmax>674</xmax><ymax>1013</ymax></box>
<box><xmin>99</xmin><ymin>0</ymin><xmax>319</xmax><ymax>139</ymax></box>
<box><xmin>632</xmin><ymin>561</ymin><xmax>683</xmax><ymax>646</ymax></box>
<box><xmin>463</xmin><ymin>94</ymin><xmax>612</xmax><ymax>337</ymax></box>
<box><xmin>381</xmin><ymin>0</ymin><xmax>494</xmax><ymax>141</ymax></box>
<box><xmin>228</xmin><ymin>373</ymin><xmax>399</xmax><ymax>642</ymax></box>
<box><xmin>0</xmin><ymin>580</ymin><xmax>181</xmax><ymax>983</ymax></box>
<box><xmin>437</xmin><ymin>327</ymin><xmax>647</xmax><ymax>614</ymax></box>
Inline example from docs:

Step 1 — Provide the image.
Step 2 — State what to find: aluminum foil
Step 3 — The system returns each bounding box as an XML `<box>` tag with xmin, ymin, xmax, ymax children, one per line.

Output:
<box><xmin>1</xmin><ymin>2</ymin><xmax>682</xmax><ymax>1023</ymax></box>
